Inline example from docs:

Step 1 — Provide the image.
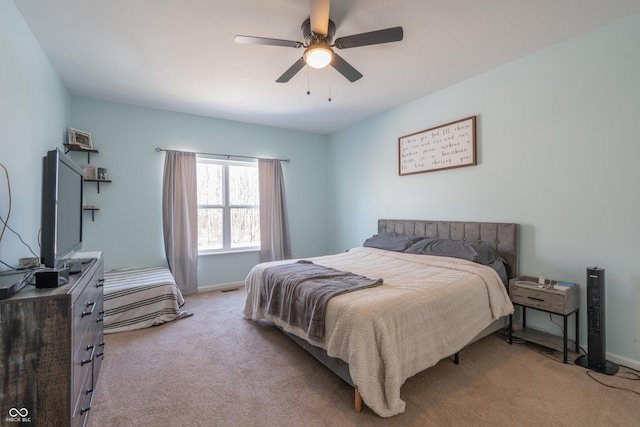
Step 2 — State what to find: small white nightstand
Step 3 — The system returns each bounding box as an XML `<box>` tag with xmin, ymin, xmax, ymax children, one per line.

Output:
<box><xmin>508</xmin><ymin>276</ymin><xmax>579</xmax><ymax>363</ymax></box>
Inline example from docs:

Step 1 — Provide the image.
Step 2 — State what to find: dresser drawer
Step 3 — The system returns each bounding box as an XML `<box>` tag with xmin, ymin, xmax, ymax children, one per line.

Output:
<box><xmin>70</xmin><ymin>256</ymin><xmax>104</xmax><ymax>427</ymax></box>
<box><xmin>72</xmin><ymin>273</ymin><xmax>103</xmax><ymax>352</ymax></box>
<box><xmin>72</xmin><ymin>361</ymin><xmax>94</xmax><ymax>427</ymax></box>
<box><xmin>72</xmin><ymin>327</ymin><xmax>95</xmax><ymax>400</ymax></box>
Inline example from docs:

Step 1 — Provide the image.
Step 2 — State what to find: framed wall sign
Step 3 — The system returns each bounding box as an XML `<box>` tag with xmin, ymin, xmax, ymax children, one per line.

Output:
<box><xmin>398</xmin><ymin>116</ymin><xmax>476</xmax><ymax>176</ymax></box>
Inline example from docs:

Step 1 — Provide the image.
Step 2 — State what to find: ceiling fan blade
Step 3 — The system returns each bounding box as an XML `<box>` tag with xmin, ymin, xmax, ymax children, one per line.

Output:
<box><xmin>334</xmin><ymin>26</ymin><xmax>403</xmax><ymax>49</ymax></box>
<box><xmin>276</xmin><ymin>58</ymin><xmax>306</xmax><ymax>83</ymax></box>
<box><xmin>235</xmin><ymin>35</ymin><xmax>302</xmax><ymax>48</ymax></box>
<box><xmin>331</xmin><ymin>53</ymin><xmax>363</xmax><ymax>82</ymax></box>
<box><xmin>310</xmin><ymin>0</ymin><xmax>330</xmax><ymax>36</ymax></box>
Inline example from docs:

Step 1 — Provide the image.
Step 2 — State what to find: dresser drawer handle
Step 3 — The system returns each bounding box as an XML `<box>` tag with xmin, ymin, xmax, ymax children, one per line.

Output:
<box><xmin>80</xmin><ymin>388</ymin><xmax>95</xmax><ymax>414</ymax></box>
<box><xmin>527</xmin><ymin>296</ymin><xmax>545</xmax><ymax>302</ymax></box>
<box><xmin>97</xmin><ymin>278</ymin><xmax>105</xmax><ymax>288</ymax></box>
<box><xmin>81</xmin><ymin>302</ymin><xmax>96</xmax><ymax>317</ymax></box>
<box><xmin>81</xmin><ymin>345</ymin><xmax>95</xmax><ymax>365</ymax></box>
<box><xmin>95</xmin><ymin>342</ymin><xmax>106</xmax><ymax>359</ymax></box>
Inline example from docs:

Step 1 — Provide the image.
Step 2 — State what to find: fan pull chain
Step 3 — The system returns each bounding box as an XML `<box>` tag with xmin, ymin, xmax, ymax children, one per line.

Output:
<box><xmin>328</xmin><ymin>66</ymin><xmax>332</xmax><ymax>102</ymax></box>
<box><xmin>303</xmin><ymin>66</ymin><xmax>333</xmax><ymax>101</ymax></box>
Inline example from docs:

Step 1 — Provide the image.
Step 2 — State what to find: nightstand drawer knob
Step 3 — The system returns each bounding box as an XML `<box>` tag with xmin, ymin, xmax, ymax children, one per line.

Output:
<box><xmin>527</xmin><ymin>296</ymin><xmax>545</xmax><ymax>302</ymax></box>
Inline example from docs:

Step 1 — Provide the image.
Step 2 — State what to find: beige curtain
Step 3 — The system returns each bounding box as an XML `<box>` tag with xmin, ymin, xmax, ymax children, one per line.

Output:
<box><xmin>259</xmin><ymin>159</ymin><xmax>291</xmax><ymax>262</ymax></box>
<box><xmin>162</xmin><ymin>150</ymin><xmax>198</xmax><ymax>295</ymax></box>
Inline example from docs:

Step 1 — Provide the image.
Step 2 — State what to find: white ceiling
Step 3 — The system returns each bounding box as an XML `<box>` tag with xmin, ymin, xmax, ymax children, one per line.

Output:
<box><xmin>15</xmin><ymin>0</ymin><xmax>640</xmax><ymax>135</ymax></box>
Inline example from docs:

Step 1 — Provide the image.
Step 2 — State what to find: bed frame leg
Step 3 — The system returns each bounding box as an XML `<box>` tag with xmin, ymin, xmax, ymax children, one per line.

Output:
<box><xmin>453</xmin><ymin>351</ymin><xmax>460</xmax><ymax>365</ymax></box>
<box><xmin>354</xmin><ymin>389</ymin><xmax>363</xmax><ymax>412</ymax></box>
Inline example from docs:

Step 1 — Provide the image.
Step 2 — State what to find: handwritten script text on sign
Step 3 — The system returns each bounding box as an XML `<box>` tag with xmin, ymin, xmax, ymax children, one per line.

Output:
<box><xmin>399</xmin><ymin>116</ymin><xmax>476</xmax><ymax>175</ymax></box>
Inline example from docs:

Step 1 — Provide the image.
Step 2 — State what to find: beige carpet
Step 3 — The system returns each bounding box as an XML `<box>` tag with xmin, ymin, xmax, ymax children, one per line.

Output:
<box><xmin>88</xmin><ymin>289</ymin><xmax>639</xmax><ymax>427</ymax></box>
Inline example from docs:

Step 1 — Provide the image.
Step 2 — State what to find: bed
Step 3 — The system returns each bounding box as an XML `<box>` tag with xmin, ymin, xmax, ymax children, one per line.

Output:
<box><xmin>103</xmin><ymin>267</ymin><xmax>192</xmax><ymax>334</ymax></box>
<box><xmin>244</xmin><ymin>219</ymin><xmax>518</xmax><ymax>417</ymax></box>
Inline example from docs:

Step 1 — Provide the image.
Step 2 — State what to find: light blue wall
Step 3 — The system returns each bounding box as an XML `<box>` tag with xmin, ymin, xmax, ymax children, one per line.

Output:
<box><xmin>0</xmin><ymin>1</ymin><xmax>70</xmax><ymax>268</ymax></box>
<box><xmin>328</xmin><ymin>14</ymin><xmax>640</xmax><ymax>367</ymax></box>
<box><xmin>69</xmin><ymin>97</ymin><xmax>328</xmax><ymax>287</ymax></box>
<box><xmin>5</xmin><ymin>0</ymin><xmax>638</xmax><ymax>367</ymax></box>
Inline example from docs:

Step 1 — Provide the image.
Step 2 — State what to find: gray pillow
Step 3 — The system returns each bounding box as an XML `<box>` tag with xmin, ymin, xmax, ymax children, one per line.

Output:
<box><xmin>404</xmin><ymin>238</ymin><xmax>498</xmax><ymax>264</ymax></box>
<box><xmin>363</xmin><ymin>232</ymin><xmax>422</xmax><ymax>252</ymax></box>
<box><xmin>488</xmin><ymin>258</ymin><xmax>509</xmax><ymax>285</ymax></box>
<box><xmin>404</xmin><ymin>238</ymin><xmax>508</xmax><ymax>284</ymax></box>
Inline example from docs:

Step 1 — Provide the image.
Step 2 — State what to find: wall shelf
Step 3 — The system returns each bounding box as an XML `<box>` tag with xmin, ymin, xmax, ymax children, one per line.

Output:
<box><xmin>83</xmin><ymin>206</ymin><xmax>99</xmax><ymax>221</ymax></box>
<box><xmin>84</xmin><ymin>178</ymin><xmax>112</xmax><ymax>193</ymax></box>
<box><xmin>65</xmin><ymin>141</ymin><xmax>110</xmax><ymax>220</ymax></box>
<box><xmin>64</xmin><ymin>143</ymin><xmax>99</xmax><ymax>163</ymax></box>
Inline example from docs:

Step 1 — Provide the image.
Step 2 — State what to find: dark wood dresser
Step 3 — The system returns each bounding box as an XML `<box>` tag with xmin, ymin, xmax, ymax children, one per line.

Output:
<box><xmin>1</xmin><ymin>253</ymin><xmax>104</xmax><ymax>426</ymax></box>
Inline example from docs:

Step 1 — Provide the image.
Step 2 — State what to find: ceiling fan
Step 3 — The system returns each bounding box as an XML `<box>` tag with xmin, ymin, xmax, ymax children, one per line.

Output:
<box><xmin>234</xmin><ymin>0</ymin><xmax>403</xmax><ymax>83</ymax></box>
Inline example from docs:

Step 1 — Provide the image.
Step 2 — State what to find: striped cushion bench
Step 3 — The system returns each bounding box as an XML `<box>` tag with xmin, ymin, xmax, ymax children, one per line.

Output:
<box><xmin>103</xmin><ymin>267</ymin><xmax>192</xmax><ymax>334</ymax></box>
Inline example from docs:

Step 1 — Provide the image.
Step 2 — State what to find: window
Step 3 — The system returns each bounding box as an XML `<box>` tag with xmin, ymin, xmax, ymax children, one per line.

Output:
<box><xmin>197</xmin><ymin>158</ymin><xmax>260</xmax><ymax>253</ymax></box>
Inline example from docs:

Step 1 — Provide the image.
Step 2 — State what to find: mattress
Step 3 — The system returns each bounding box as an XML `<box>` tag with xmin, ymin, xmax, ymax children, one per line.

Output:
<box><xmin>245</xmin><ymin>247</ymin><xmax>514</xmax><ymax>417</ymax></box>
<box><xmin>103</xmin><ymin>267</ymin><xmax>192</xmax><ymax>334</ymax></box>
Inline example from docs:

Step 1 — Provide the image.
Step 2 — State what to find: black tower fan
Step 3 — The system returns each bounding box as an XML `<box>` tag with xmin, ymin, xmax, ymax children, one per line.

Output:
<box><xmin>575</xmin><ymin>267</ymin><xmax>619</xmax><ymax>374</ymax></box>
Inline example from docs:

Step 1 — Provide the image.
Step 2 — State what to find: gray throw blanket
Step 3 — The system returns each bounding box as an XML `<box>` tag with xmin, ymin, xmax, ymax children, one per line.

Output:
<box><xmin>261</xmin><ymin>261</ymin><xmax>383</xmax><ymax>341</ymax></box>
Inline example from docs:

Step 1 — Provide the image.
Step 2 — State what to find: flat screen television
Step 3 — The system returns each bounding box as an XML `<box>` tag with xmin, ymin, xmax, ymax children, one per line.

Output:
<box><xmin>40</xmin><ymin>148</ymin><xmax>84</xmax><ymax>268</ymax></box>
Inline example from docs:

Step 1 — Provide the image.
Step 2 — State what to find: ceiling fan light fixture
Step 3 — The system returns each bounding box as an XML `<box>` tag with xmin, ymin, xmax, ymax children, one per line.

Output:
<box><xmin>304</xmin><ymin>45</ymin><xmax>333</xmax><ymax>69</ymax></box>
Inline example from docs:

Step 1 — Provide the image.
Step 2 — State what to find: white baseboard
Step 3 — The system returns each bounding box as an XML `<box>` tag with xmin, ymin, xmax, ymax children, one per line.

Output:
<box><xmin>576</xmin><ymin>344</ymin><xmax>639</xmax><ymax>371</ymax></box>
<box><xmin>197</xmin><ymin>281</ymin><xmax>244</xmax><ymax>293</ymax></box>
<box><xmin>607</xmin><ymin>352</ymin><xmax>640</xmax><ymax>372</ymax></box>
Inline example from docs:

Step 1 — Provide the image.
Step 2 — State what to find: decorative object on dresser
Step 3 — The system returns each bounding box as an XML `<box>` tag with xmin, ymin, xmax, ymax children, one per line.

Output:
<box><xmin>0</xmin><ymin>253</ymin><xmax>104</xmax><ymax>427</ymax></box>
<box><xmin>508</xmin><ymin>276</ymin><xmax>579</xmax><ymax>363</ymax></box>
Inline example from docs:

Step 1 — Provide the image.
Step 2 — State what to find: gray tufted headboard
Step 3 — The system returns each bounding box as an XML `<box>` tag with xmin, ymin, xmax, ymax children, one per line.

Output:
<box><xmin>378</xmin><ymin>219</ymin><xmax>519</xmax><ymax>278</ymax></box>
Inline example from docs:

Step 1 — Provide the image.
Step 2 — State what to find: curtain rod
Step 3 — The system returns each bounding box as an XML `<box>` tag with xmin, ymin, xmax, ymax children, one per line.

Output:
<box><xmin>155</xmin><ymin>147</ymin><xmax>290</xmax><ymax>163</ymax></box>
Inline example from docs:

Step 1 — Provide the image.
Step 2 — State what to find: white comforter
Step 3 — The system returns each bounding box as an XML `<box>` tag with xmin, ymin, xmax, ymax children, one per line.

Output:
<box><xmin>244</xmin><ymin>247</ymin><xmax>514</xmax><ymax>417</ymax></box>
